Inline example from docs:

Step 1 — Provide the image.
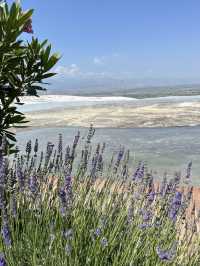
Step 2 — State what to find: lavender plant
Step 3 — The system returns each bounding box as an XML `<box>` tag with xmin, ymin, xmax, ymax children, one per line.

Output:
<box><xmin>0</xmin><ymin>128</ymin><xmax>199</xmax><ymax>265</ymax></box>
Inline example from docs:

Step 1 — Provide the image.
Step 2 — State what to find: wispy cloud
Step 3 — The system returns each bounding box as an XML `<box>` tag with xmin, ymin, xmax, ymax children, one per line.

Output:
<box><xmin>55</xmin><ymin>64</ymin><xmax>80</xmax><ymax>77</ymax></box>
<box><xmin>93</xmin><ymin>56</ymin><xmax>105</xmax><ymax>65</ymax></box>
<box><xmin>54</xmin><ymin>64</ymin><xmax>112</xmax><ymax>79</ymax></box>
<box><xmin>93</xmin><ymin>53</ymin><xmax>120</xmax><ymax>65</ymax></box>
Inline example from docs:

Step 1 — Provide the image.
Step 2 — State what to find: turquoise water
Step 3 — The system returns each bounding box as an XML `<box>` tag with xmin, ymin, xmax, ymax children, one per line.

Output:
<box><xmin>16</xmin><ymin>126</ymin><xmax>200</xmax><ymax>185</ymax></box>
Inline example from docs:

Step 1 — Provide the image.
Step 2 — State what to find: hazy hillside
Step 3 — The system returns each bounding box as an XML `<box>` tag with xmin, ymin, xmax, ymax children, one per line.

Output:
<box><xmin>46</xmin><ymin>80</ymin><xmax>200</xmax><ymax>99</ymax></box>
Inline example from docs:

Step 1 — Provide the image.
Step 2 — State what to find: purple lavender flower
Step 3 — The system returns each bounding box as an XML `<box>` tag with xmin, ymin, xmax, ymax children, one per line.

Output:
<box><xmin>147</xmin><ymin>191</ymin><xmax>155</xmax><ymax>204</ymax></box>
<box><xmin>58</xmin><ymin>133</ymin><xmax>63</xmax><ymax>154</ymax></box>
<box><xmin>122</xmin><ymin>164</ymin><xmax>128</xmax><ymax>178</ymax></box>
<box><xmin>0</xmin><ymin>253</ymin><xmax>6</xmax><ymax>266</ymax></box>
<box><xmin>59</xmin><ymin>187</ymin><xmax>67</xmax><ymax>212</ymax></box>
<box><xmin>34</xmin><ymin>139</ymin><xmax>38</xmax><ymax>155</ymax></box>
<box><xmin>59</xmin><ymin>178</ymin><xmax>73</xmax><ymax>216</ymax></box>
<box><xmin>26</xmin><ymin>140</ymin><xmax>32</xmax><ymax>155</ymax></box>
<box><xmin>94</xmin><ymin>228</ymin><xmax>101</xmax><ymax>237</ymax></box>
<box><xmin>100</xmin><ymin>237</ymin><xmax>108</xmax><ymax>247</ymax></box>
<box><xmin>140</xmin><ymin>209</ymin><xmax>152</xmax><ymax>222</ymax></box>
<box><xmin>0</xmin><ymin>135</ymin><xmax>7</xmax><ymax>155</ymax></box>
<box><xmin>64</xmin><ymin>229</ymin><xmax>73</xmax><ymax>240</ymax></box>
<box><xmin>137</xmin><ymin>164</ymin><xmax>145</xmax><ymax>180</ymax></box>
<box><xmin>101</xmin><ymin>143</ymin><xmax>106</xmax><ymax>154</ymax></box>
<box><xmin>64</xmin><ymin>174</ymin><xmax>73</xmax><ymax>202</ymax></box>
<box><xmin>16</xmin><ymin>161</ymin><xmax>24</xmax><ymax>191</ymax></box>
<box><xmin>71</xmin><ymin>131</ymin><xmax>80</xmax><ymax>160</ymax></box>
<box><xmin>156</xmin><ymin>243</ymin><xmax>176</xmax><ymax>262</ymax></box>
<box><xmin>29</xmin><ymin>174</ymin><xmax>37</xmax><ymax>194</ymax></box>
<box><xmin>0</xmin><ymin>157</ymin><xmax>6</xmax><ymax>187</ymax></box>
<box><xmin>143</xmin><ymin>210</ymin><xmax>152</xmax><ymax>222</ymax></box>
<box><xmin>132</xmin><ymin>161</ymin><xmax>141</xmax><ymax>180</ymax></box>
<box><xmin>169</xmin><ymin>192</ymin><xmax>182</xmax><ymax>222</ymax></box>
<box><xmin>165</xmin><ymin>179</ymin><xmax>176</xmax><ymax>195</ymax></box>
<box><xmin>60</xmin><ymin>206</ymin><xmax>66</xmax><ymax>216</ymax></box>
<box><xmin>118</xmin><ymin>149</ymin><xmax>124</xmax><ymax>161</ymax></box>
<box><xmin>172</xmin><ymin>191</ymin><xmax>182</xmax><ymax>205</ymax></box>
<box><xmin>73</xmin><ymin>131</ymin><xmax>80</xmax><ymax>146</ymax></box>
<box><xmin>114</xmin><ymin>148</ymin><xmax>124</xmax><ymax>171</ymax></box>
<box><xmin>0</xmin><ymin>187</ymin><xmax>4</xmax><ymax>209</ymax></box>
<box><xmin>91</xmin><ymin>154</ymin><xmax>99</xmax><ymax>179</ymax></box>
<box><xmin>97</xmin><ymin>154</ymin><xmax>103</xmax><ymax>173</ymax></box>
<box><xmin>1</xmin><ymin>222</ymin><xmax>11</xmax><ymax>247</ymax></box>
<box><xmin>86</xmin><ymin>125</ymin><xmax>95</xmax><ymax>144</ymax></box>
<box><xmin>132</xmin><ymin>161</ymin><xmax>144</xmax><ymax>181</ymax></box>
<box><xmin>64</xmin><ymin>146</ymin><xmax>70</xmax><ymax>164</ymax></box>
<box><xmin>65</xmin><ymin>243</ymin><xmax>72</xmax><ymax>256</ymax></box>
<box><xmin>185</xmin><ymin>161</ymin><xmax>192</xmax><ymax>180</ymax></box>
<box><xmin>138</xmin><ymin>223</ymin><xmax>152</xmax><ymax>229</ymax></box>
<box><xmin>0</xmin><ymin>150</ymin><xmax>2</xmax><ymax>169</ymax></box>
<box><xmin>156</xmin><ymin>247</ymin><xmax>173</xmax><ymax>261</ymax></box>
<box><xmin>46</xmin><ymin>142</ymin><xmax>54</xmax><ymax>159</ymax></box>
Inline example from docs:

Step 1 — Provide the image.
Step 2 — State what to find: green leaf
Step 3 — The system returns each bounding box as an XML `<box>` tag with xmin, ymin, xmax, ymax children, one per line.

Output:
<box><xmin>13</xmin><ymin>125</ymin><xmax>29</xmax><ymax>128</ymax></box>
<box><xmin>17</xmin><ymin>9</ymin><xmax>33</xmax><ymax>28</ymax></box>
<box><xmin>41</xmin><ymin>73</ymin><xmax>56</xmax><ymax>79</ymax></box>
<box><xmin>5</xmin><ymin>132</ymin><xmax>16</xmax><ymax>142</ymax></box>
<box><xmin>44</xmin><ymin>53</ymin><xmax>60</xmax><ymax>72</ymax></box>
<box><xmin>43</xmin><ymin>44</ymin><xmax>51</xmax><ymax>63</ymax></box>
<box><xmin>10</xmin><ymin>115</ymin><xmax>26</xmax><ymax>123</ymax></box>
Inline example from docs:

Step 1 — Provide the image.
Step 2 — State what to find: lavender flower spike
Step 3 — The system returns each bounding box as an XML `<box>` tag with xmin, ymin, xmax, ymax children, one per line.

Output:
<box><xmin>185</xmin><ymin>161</ymin><xmax>192</xmax><ymax>180</ymax></box>
<box><xmin>156</xmin><ymin>247</ymin><xmax>173</xmax><ymax>261</ymax></box>
<box><xmin>64</xmin><ymin>229</ymin><xmax>73</xmax><ymax>240</ymax></box>
<box><xmin>132</xmin><ymin>161</ymin><xmax>142</xmax><ymax>181</ymax></box>
<box><xmin>156</xmin><ymin>243</ymin><xmax>177</xmax><ymax>262</ymax></box>
<box><xmin>65</xmin><ymin>243</ymin><xmax>72</xmax><ymax>256</ymax></box>
<box><xmin>169</xmin><ymin>192</ymin><xmax>182</xmax><ymax>222</ymax></box>
<box><xmin>29</xmin><ymin>174</ymin><xmax>37</xmax><ymax>194</ymax></box>
<box><xmin>101</xmin><ymin>237</ymin><xmax>108</xmax><ymax>247</ymax></box>
<box><xmin>0</xmin><ymin>253</ymin><xmax>6</xmax><ymax>266</ymax></box>
<box><xmin>138</xmin><ymin>223</ymin><xmax>152</xmax><ymax>229</ymax></box>
<box><xmin>16</xmin><ymin>161</ymin><xmax>25</xmax><ymax>191</ymax></box>
<box><xmin>1</xmin><ymin>222</ymin><xmax>11</xmax><ymax>247</ymax></box>
<box><xmin>0</xmin><ymin>157</ymin><xmax>6</xmax><ymax>187</ymax></box>
<box><xmin>26</xmin><ymin>140</ymin><xmax>32</xmax><ymax>155</ymax></box>
<box><xmin>58</xmin><ymin>133</ymin><xmax>63</xmax><ymax>154</ymax></box>
<box><xmin>34</xmin><ymin>138</ymin><xmax>38</xmax><ymax>155</ymax></box>
<box><xmin>147</xmin><ymin>191</ymin><xmax>155</xmax><ymax>204</ymax></box>
<box><xmin>94</xmin><ymin>228</ymin><xmax>101</xmax><ymax>237</ymax></box>
<box><xmin>59</xmin><ymin>187</ymin><xmax>66</xmax><ymax>204</ymax></box>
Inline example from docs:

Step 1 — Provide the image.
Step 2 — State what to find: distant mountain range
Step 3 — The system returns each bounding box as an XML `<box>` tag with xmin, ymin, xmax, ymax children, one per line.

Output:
<box><xmin>45</xmin><ymin>78</ymin><xmax>200</xmax><ymax>98</ymax></box>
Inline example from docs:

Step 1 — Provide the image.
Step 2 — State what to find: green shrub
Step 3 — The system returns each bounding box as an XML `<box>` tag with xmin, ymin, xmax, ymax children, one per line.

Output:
<box><xmin>0</xmin><ymin>1</ymin><xmax>60</xmax><ymax>153</ymax></box>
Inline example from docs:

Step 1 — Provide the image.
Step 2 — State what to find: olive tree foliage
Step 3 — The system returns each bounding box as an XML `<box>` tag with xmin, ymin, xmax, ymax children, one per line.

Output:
<box><xmin>0</xmin><ymin>1</ymin><xmax>60</xmax><ymax>153</ymax></box>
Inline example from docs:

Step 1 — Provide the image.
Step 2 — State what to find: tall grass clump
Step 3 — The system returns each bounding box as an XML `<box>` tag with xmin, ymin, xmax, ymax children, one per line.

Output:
<box><xmin>0</xmin><ymin>126</ymin><xmax>199</xmax><ymax>265</ymax></box>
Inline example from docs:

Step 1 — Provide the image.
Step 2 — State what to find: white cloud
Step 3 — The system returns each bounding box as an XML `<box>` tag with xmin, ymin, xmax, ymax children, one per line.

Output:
<box><xmin>93</xmin><ymin>56</ymin><xmax>105</xmax><ymax>65</ymax></box>
<box><xmin>93</xmin><ymin>53</ymin><xmax>120</xmax><ymax>65</ymax></box>
<box><xmin>54</xmin><ymin>64</ymin><xmax>112</xmax><ymax>79</ymax></box>
<box><xmin>55</xmin><ymin>64</ymin><xmax>80</xmax><ymax>77</ymax></box>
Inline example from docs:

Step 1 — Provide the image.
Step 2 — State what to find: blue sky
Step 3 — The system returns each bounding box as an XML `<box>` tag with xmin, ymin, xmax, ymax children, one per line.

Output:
<box><xmin>7</xmin><ymin>0</ymin><xmax>200</xmax><ymax>86</ymax></box>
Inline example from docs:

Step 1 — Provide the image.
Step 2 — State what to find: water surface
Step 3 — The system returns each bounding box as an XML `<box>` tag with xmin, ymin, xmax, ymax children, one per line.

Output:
<box><xmin>16</xmin><ymin>126</ymin><xmax>200</xmax><ymax>185</ymax></box>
